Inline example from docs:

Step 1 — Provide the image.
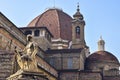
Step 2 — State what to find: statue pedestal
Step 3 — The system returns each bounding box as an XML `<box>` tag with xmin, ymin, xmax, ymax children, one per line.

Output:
<box><xmin>7</xmin><ymin>69</ymin><xmax>48</xmax><ymax>80</ymax></box>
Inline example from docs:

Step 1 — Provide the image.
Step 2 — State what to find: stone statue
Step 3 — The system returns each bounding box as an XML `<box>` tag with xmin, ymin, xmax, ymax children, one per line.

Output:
<box><xmin>15</xmin><ymin>35</ymin><xmax>38</xmax><ymax>71</ymax></box>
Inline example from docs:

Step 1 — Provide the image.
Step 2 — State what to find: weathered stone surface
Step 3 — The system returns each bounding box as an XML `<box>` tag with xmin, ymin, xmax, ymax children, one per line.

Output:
<box><xmin>0</xmin><ymin>50</ymin><xmax>14</xmax><ymax>80</ymax></box>
<box><xmin>7</xmin><ymin>70</ymin><xmax>48</xmax><ymax>80</ymax></box>
<box><xmin>79</xmin><ymin>71</ymin><xmax>102</xmax><ymax>80</ymax></box>
<box><xmin>104</xmin><ymin>76</ymin><xmax>120</xmax><ymax>80</ymax></box>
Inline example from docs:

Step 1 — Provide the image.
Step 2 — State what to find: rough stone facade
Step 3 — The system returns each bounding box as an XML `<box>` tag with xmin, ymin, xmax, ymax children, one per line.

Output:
<box><xmin>0</xmin><ymin>5</ymin><xmax>120</xmax><ymax>80</ymax></box>
<box><xmin>104</xmin><ymin>76</ymin><xmax>120</xmax><ymax>80</ymax></box>
<box><xmin>0</xmin><ymin>50</ymin><xmax>14</xmax><ymax>80</ymax></box>
<box><xmin>79</xmin><ymin>71</ymin><xmax>102</xmax><ymax>80</ymax></box>
<box><xmin>0</xmin><ymin>27</ymin><xmax>25</xmax><ymax>51</ymax></box>
<box><xmin>45</xmin><ymin>49</ymin><xmax>85</xmax><ymax>70</ymax></box>
<box><xmin>0</xmin><ymin>12</ymin><xmax>26</xmax><ymax>51</ymax></box>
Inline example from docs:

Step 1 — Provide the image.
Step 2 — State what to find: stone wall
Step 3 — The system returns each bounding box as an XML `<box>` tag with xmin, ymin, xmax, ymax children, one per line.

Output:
<box><xmin>79</xmin><ymin>71</ymin><xmax>102</xmax><ymax>80</ymax></box>
<box><xmin>59</xmin><ymin>72</ymin><xmax>79</xmax><ymax>80</ymax></box>
<box><xmin>0</xmin><ymin>27</ymin><xmax>25</xmax><ymax>51</ymax></box>
<box><xmin>37</xmin><ymin>55</ymin><xmax>58</xmax><ymax>77</ymax></box>
<box><xmin>46</xmin><ymin>48</ymin><xmax>86</xmax><ymax>71</ymax></box>
<box><xmin>0</xmin><ymin>12</ymin><xmax>26</xmax><ymax>45</ymax></box>
<box><xmin>104</xmin><ymin>76</ymin><xmax>120</xmax><ymax>80</ymax></box>
<box><xmin>0</xmin><ymin>50</ymin><xmax>14</xmax><ymax>80</ymax></box>
<box><xmin>59</xmin><ymin>71</ymin><xmax>102</xmax><ymax>80</ymax></box>
<box><xmin>34</xmin><ymin>37</ymin><xmax>51</xmax><ymax>50</ymax></box>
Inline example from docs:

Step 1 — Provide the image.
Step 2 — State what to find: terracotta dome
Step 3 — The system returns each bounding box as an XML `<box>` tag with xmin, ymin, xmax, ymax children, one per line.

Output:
<box><xmin>27</xmin><ymin>8</ymin><xmax>72</xmax><ymax>41</ymax></box>
<box><xmin>87</xmin><ymin>51</ymin><xmax>119</xmax><ymax>64</ymax></box>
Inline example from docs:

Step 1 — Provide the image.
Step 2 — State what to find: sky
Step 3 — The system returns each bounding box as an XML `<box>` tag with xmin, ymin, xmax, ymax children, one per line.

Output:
<box><xmin>0</xmin><ymin>0</ymin><xmax>120</xmax><ymax>60</ymax></box>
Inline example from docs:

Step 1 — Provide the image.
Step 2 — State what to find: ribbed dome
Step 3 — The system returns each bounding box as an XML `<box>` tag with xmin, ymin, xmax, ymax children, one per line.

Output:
<box><xmin>87</xmin><ymin>51</ymin><xmax>119</xmax><ymax>64</ymax></box>
<box><xmin>28</xmin><ymin>8</ymin><xmax>72</xmax><ymax>41</ymax></box>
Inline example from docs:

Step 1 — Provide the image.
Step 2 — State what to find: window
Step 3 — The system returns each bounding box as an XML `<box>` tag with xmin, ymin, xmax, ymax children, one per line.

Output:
<box><xmin>76</xmin><ymin>26</ymin><xmax>80</xmax><ymax>34</ymax></box>
<box><xmin>76</xmin><ymin>26</ymin><xmax>80</xmax><ymax>38</ymax></box>
<box><xmin>24</xmin><ymin>30</ymin><xmax>32</xmax><ymax>35</ymax></box>
<box><xmin>45</xmin><ymin>32</ymin><xmax>50</xmax><ymax>41</ymax></box>
<box><xmin>67</xmin><ymin>58</ymin><xmax>73</xmax><ymax>69</ymax></box>
<box><xmin>47</xmin><ymin>34</ymin><xmax>51</xmax><ymax>42</ymax></box>
<box><xmin>34</xmin><ymin>30</ymin><xmax>40</xmax><ymax>36</ymax></box>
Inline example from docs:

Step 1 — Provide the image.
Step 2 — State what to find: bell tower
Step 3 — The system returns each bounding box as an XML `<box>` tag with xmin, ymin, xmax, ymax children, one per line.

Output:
<box><xmin>72</xmin><ymin>4</ymin><xmax>86</xmax><ymax>48</ymax></box>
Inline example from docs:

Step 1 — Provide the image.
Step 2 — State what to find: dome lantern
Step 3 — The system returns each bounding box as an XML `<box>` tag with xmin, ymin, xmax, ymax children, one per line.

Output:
<box><xmin>98</xmin><ymin>36</ymin><xmax>105</xmax><ymax>51</ymax></box>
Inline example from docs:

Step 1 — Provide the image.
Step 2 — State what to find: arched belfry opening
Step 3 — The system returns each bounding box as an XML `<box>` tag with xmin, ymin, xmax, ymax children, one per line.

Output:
<box><xmin>76</xmin><ymin>26</ymin><xmax>80</xmax><ymax>38</ymax></box>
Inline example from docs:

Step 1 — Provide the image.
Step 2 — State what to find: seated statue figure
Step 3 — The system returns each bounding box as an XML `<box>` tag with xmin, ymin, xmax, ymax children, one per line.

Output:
<box><xmin>15</xmin><ymin>35</ymin><xmax>38</xmax><ymax>71</ymax></box>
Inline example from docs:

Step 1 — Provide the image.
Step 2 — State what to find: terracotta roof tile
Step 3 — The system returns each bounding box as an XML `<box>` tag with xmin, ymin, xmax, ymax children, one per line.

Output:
<box><xmin>27</xmin><ymin>8</ymin><xmax>72</xmax><ymax>41</ymax></box>
<box><xmin>87</xmin><ymin>51</ymin><xmax>119</xmax><ymax>64</ymax></box>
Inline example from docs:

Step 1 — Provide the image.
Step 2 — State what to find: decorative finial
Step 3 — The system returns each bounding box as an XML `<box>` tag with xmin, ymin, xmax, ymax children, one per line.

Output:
<box><xmin>77</xmin><ymin>2</ymin><xmax>80</xmax><ymax>12</ymax></box>
<box><xmin>100</xmin><ymin>36</ymin><xmax>103</xmax><ymax>40</ymax></box>
<box><xmin>98</xmin><ymin>36</ymin><xmax>105</xmax><ymax>51</ymax></box>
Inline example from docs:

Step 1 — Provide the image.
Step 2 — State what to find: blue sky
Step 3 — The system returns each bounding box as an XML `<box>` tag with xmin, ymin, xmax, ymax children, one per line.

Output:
<box><xmin>0</xmin><ymin>0</ymin><xmax>120</xmax><ymax>60</ymax></box>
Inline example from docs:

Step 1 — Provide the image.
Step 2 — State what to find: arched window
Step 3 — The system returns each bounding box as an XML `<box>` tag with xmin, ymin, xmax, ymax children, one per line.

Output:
<box><xmin>34</xmin><ymin>30</ymin><xmax>40</xmax><ymax>36</ymax></box>
<box><xmin>76</xmin><ymin>26</ymin><xmax>80</xmax><ymax>34</ymax></box>
<box><xmin>24</xmin><ymin>30</ymin><xmax>32</xmax><ymax>35</ymax></box>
